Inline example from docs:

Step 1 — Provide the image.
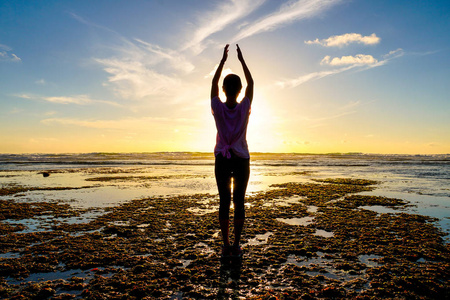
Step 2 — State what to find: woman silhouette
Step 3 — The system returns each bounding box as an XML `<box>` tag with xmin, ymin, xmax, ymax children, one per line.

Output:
<box><xmin>211</xmin><ymin>44</ymin><xmax>253</xmax><ymax>258</ymax></box>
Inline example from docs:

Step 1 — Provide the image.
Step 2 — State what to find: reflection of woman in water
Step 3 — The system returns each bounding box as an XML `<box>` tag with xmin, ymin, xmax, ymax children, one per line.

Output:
<box><xmin>211</xmin><ymin>44</ymin><xmax>253</xmax><ymax>258</ymax></box>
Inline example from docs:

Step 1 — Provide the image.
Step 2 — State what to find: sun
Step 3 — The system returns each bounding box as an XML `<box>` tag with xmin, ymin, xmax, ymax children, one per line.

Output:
<box><xmin>246</xmin><ymin>91</ymin><xmax>282</xmax><ymax>153</ymax></box>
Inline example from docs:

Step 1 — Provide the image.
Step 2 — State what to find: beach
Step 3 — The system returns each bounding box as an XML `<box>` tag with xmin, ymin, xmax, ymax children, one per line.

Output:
<box><xmin>0</xmin><ymin>153</ymin><xmax>449</xmax><ymax>299</ymax></box>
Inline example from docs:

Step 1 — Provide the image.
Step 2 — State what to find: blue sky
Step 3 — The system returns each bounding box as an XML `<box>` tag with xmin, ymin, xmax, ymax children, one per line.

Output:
<box><xmin>1</xmin><ymin>0</ymin><xmax>449</xmax><ymax>154</ymax></box>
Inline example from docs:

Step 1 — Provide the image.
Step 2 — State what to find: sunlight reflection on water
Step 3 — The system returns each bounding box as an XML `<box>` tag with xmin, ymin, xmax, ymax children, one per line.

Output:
<box><xmin>1</xmin><ymin>155</ymin><xmax>449</xmax><ymax>239</ymax></box>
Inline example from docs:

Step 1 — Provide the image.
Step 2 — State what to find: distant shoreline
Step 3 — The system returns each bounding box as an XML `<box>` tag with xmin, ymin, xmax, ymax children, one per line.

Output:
<box><xmin>1</xmin><ymin>151</ymin><xmax>449</xmax><ymax>157</ymax></box>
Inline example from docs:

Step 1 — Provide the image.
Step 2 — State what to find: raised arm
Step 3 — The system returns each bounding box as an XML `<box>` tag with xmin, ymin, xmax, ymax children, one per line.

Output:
<box><xmin>236</xmin><ymin>44</ymin><xmax>254</xmax><ymax>103</ymax></box>
<box><xmin>211</xmin><ymin>44</ymin><xmax>229</xmax><ymax>100</ymax></box>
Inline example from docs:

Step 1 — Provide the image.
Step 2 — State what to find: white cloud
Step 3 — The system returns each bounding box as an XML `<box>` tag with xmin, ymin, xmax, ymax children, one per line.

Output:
<box><xmin>305</xmin><ymin>110</ymin><xmax>356</xmax><ymax>122</ymax></box>
<box><xmin>70</xmin><ymin>12</ymin><xmax>195</xmax><ymax>101</ymax></box>
<box><xmin>276</xmin><ymin>49</ymin><xmax>403</xmax><ymax>89</ymax></box>
<box><xmin>305</xmin><ymin>33</ymin><xmax>380</xmax><ymax>47</ymax></box>
<box><xmin>0</xmin><ymin>44</ymin><xmax>11</xmax><ymax>51</ymax></box>
<box><xmin>71</xmin><ymin>11</ymin><xmax>191</xmax><ymax>75</ymax></box>
<box><xmin>70</xmin><ymin>10</ymin><xmax>191</xmax><ymax>73</ymax></box>
<box><xmin>383</xmin><ymin>48</ymin><xmax>404</xmax><ymax>59</ymax></box>
<box><xmin>233</xmin><ymin>0</ymin><xmax>341</xmax><ymax>42</ymax></box>
<box><xmin>95</xmin><ymin>57</ymin><xmax>180</xmax><ymax>100</ymax></box>
<box><xmin>14</xmin><ymin>93</ymin><xmax>33</xmax><ymax>99</ymax></box>
<box><xmin>91</xmin><ymin>30</ymin><xmax>195</xmax><ymax>101</ymax></box>
<box><xmin>14</xmin><ymin>93</ymin><xmax>121</xmax><ymax>107</ymax></box>
<box><xmin>275</xmin><ymin>65</ymin><xmax>355</xmax><ymax>88</ymax></box>
<box><xmin>41</xmin><ymin>116</ymin><xmax>198</xmax><ymax>131</ymax></box>
<box><xmin>182</xmin><ymin>0</ymin><xmax>266</xmax><ymax>53</ymax></box>
<box><xmin>69</xmin><ymin>12</ymin><xmax>119</xmax><ymax>35</ymax></box>
<box><xmin>10</xmin><ymin>54</ymin><xmax>21</xmax><ymax>62</ymax></box>
<box><xmin>134</xmin><ymin>39</ymin><xmax>194</xmax><ymax>73</ymax></box>
<box><xmin>43</xmin><ymin>95</ymin><xmax>96</xmax><ymax>105</ymax></box>
<box><xmin>0</xmin><ymin>44</ymin><xmax>21</xmax><ymax>62</ymax></box>
<box><xmin>205</xmin><ymin>65</ymin><xmax>234</xmax><ymax>79</ymax></box>
<box><xmin>340</xmin><ymin>100</ymin><xmax>362</xmax><ymax>111</ymax></box>
<box><xmin>298</xmin><ymin>110</ymin><xmax>357</xmax><ymax>129</ymax></box>
<box><xmin>295</xmin><ymin>101</ymin><xmax>367</xmax><ymax>129</ymax></box>
<box><xmin>41</xmin><ymin>117</ymin><xmax>136</xmax><ymax>129</ymax></box>
<box><xmin>321</xmin><ymin>54</ymin><xmax>378</xmax><ymax>66</ymax></box>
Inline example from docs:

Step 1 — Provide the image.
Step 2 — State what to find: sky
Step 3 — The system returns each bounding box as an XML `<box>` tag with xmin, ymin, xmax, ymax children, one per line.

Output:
<box><xmin>1</xmin><ymin>0</ymin><xmax>449</xmax><ymax>154</ymax></box>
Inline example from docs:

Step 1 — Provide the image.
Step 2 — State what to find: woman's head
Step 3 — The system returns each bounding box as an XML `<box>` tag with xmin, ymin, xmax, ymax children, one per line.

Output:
<box><xmin>222</xmin><ymin>74</ymin><xmax>242</xmax><ymax>97</ymax></box>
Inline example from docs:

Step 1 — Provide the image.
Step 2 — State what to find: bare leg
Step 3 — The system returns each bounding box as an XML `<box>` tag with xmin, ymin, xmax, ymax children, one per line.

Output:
<box><xmin>233</xmin><ymin>219</ymin><xmax>245</xmax><ymax>246</ymax></box>
<box><xmin>232</xmin><ymin>158</ymin><xmax>250</xmax><ymax>248</ymax></box>
<box><xmin>215</xmin><ymin>155</ymin><xmax>232</xmax><ymax>247</ymax></box>
<box><xmin>219</xmin><ymin>219</ymin><xmax>230</xmax><ymax>246</ymax></box>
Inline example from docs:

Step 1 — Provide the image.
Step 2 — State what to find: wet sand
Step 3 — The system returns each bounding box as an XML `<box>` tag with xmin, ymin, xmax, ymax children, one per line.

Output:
<box><xmin>0</xmin><ymin>173</ymin><xmax>449</xmax><ymax>299</ymax></box>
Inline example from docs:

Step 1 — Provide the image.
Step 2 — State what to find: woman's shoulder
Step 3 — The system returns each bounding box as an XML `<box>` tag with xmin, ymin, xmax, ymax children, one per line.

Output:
<box><xmin>240</xmin><ymin>96</ymin><xmax>251</xmax><ymax>108</ymax></box>
<box><xmin>211</xmin><ymin>96</ymin><xmax>222</xmax><ymax>108</ymax></box>
<box><xmin>211</xmin><ymin>96</ymin><xmax>221</xmax><ymax>102</ymax></box>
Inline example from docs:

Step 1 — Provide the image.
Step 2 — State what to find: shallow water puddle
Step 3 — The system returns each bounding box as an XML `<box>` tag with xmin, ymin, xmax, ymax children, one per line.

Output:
<box><xmin>358</xmin><ymin>190</ymin><xmax>450</xmax><ymax>241</ymax></box>
<box><xmin>55</xmin><ymin>210</ymin><xmax>105</xmax><ymax>226</ymax></box>
<box><xmin>262</xmin><ymin>196</ymin><xmax>306</xmax><ymax>207</ymax></box>
<box><xmin>187</xmin><ymin>205</ymin><xmax>218</xmax><ymax>215</ymax></box>
<box><xmin>276</xmin><ymin>216</ymin><xmax>314</xmax><ymax>226</ymax></box>
<box><xmin>194</xmin><ymin>242</ymin><xmax>214</xmax><ymax>255</ymax></box>
<box><xmin>71</xmin><ymin>228</ymin><xmax>103</xmax><ymax>237</ymax></box>
<box><xmin>0</xmin><ymin>252</ymin><xmax>21</xmax><ymax>259</ymax></box>
<box><xmin>284</xmin><ymin>252</ymin><xmax>385</xmax><ymax>286</ymax></box>
<box><xmin>277</xmin><ymin>216</ymin><xmax>334</xmax><ymax>237</ymax></box>
<box><xmin>4</xmin><ymin>209</ymin><xmax>105</xmax><ymax>234</ymax></box>
<box><xmin>212</xmin><ymin>230</ymin><xmax>220</xmax><ymax>239</ymax></box>
<box><xmin>3</xmin><ymin>218</ymin><xmax>46</xmax><ymax>233</ymax></box>
<box><xmin>284</xmin><ymin>253</ymin><xmax>340</xmax><ymax>280</ymax></box>
<box><xmin>284</xmin><ymin>253</ymin><xmax>363</xmax><ymax>282</ymax></box>
<box><xmin>244</xmin><ymin>232</ymin><xmax>273</xmax><ymax>246</ymax></box>
<box><xmin>109</xmin><ymin>220</ymin><xmax>130</xmax><ymax>226</ymax></box>
<box><xmin>307</xmin><ymin>205</ymin><xmax>319</xmax><ymax>213</ymax></box>
<box><xmin>6</xmin><ymin>265</ymin><xmax>116</xmax><ymax>285</ymax></box>
<box><xmin>187</xmin><ymin>197</ymin><xmax>220</xmax><ymax>215</ymax></box>
<box><xmin>358</xmin><ymin>254</ymin><xmax>382</xmax><ymax>267</ymax></box>
<box><xmin>313</xmin><ymin>229</ymin><xmax>334</xmax><ymax>238</ymax></box>
<box><xmin>180</xmin><ymin>259</ymin><xmax>192</xmax><ymax>268</ymax></box>
<box><xmin>136</xmin><ymin>223</ymin><xmax>150</xmax><ymax>228</ymax></box>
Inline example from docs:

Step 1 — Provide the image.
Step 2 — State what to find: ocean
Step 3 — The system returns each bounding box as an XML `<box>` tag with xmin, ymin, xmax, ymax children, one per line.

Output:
<box><xmin>1</xmin><ymin>152</ymin><xmax>449</xmax><ymax>241</ymax></box>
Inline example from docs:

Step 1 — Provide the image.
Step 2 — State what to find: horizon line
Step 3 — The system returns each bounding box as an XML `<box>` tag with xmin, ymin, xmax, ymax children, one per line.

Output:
<box><xmin>0</xmin><ymin>151</ymin><xmax>449</xmax><ymax>156</ymax></box>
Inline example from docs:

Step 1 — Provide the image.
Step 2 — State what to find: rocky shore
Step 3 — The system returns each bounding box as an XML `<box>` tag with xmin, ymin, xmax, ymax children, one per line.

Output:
<box><xmin>1</xmin><ymin>178</ymin><xmax>449</xmax><ymax>299</ymax></box>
